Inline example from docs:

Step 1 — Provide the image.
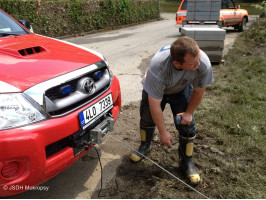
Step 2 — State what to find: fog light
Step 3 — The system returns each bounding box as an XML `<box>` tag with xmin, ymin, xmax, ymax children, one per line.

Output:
<box><xmin>94</xmin><ymin>71</ymin><xmax>103</xmax><ymax>80</ymax></box>
<box><xmin>1</xmin><ymin>161</ymin><xmax>19</xmax><ymax>178</ymax></box>
<box><xmin>60</xmin><ymin>85</ymin><xmax>72</xmax><ymax>95</ymax></box>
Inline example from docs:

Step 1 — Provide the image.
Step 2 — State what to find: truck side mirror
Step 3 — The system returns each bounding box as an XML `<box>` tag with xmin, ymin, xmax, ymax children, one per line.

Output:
<box><xmin>18</xmin><ymin>19</ymin><xmax>31</xmax><ymax>30</ymax></box>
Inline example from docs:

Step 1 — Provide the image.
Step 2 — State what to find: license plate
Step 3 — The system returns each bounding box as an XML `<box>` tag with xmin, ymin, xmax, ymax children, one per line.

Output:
<box><xmin>79</xmin><ymin>93</ymin><xmax>113</xmax><ymax>129</ymax></box>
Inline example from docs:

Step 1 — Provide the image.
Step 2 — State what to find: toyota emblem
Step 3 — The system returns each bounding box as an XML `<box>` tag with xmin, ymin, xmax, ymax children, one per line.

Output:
<box><xmin>83</xmin><ymin>78</ymin><xmax>95</xmax><ymax>94</ymax></box>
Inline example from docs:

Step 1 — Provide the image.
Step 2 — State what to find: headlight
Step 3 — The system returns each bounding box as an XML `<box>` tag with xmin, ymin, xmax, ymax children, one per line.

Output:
<box><xmin>0</xmin><ymin>93</ymin><xmax>47</xmax><ymax>130</ymax></box>
<box><xmin>103</xmin><ymin>57</ymin><xmax>114</xmax><ymax>81</ymax></box>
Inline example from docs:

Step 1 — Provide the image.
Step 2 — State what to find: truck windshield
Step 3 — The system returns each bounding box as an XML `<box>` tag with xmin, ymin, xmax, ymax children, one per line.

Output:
<box><xmin>0</xmin><ymin>10</ymin><xmax>29</xmax><ymax>37</ymax></box>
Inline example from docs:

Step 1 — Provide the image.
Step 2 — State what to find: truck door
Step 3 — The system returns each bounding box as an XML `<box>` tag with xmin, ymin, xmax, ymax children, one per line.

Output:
<box><xmin>220</xmin><ymin>0</ymin><xmax>238</xmax><ymax>26</ymax></box>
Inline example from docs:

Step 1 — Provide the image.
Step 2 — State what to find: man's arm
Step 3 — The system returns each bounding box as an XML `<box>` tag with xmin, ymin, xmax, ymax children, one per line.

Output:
<box><xmin>178</xmin><ymin>87</ymin><xmax>206</xmax><ymax>125</ymax></box>
<box><xmin>148</xmin><ymin>95</ymin><xmax>173</xmax><ymax>147</ymax></box>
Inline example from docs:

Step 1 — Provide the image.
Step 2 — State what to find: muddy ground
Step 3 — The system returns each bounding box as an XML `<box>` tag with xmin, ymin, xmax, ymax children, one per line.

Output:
<box><xmin>90</xmin><ymin>102</ymin><xmax>225</xmax><ymax>199</ymax></box>
<box><xmin>88</xmin><ymin>18</ymin><xmax>261</xmax><ymax>198</ymax></box>
<box><xmin>89</xmin><ymin>20</ymin><xmax>261</xmax><ymax>199</ymax></box>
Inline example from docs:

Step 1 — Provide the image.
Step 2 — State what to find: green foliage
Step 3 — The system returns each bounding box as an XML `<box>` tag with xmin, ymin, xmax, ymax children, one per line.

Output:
<box><xmin>0</xmin><ymin>0</ymin><xmax>160</xmax><ymax>37</ymax></box>
<box><xmin>251</xmin><ymin>1</ymin><xmax>266</xmax><ymax>17</ymax></box>
<box><xmin>67</xmin><ymin>1</ymin><xmax>83</xmax><ymax>24</ymax></box>
<box><xmin>160</xmin><ymin>0</ymin><xmax>181</xmax><ymax>13</ymax></box>
<box><xmin>0</xmin><ymin>0</ymin><xmax>39</xmax><ymax>26</ymax></box>
<box><xmin>230</xmin><ymin>18</ymin><xmax>266</xmax><ymax>57</ymax></box>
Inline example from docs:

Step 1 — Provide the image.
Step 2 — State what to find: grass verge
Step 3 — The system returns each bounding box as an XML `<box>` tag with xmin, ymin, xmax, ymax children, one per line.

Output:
<box><xmin>196</xmin><ymin>18</ymin><xmax>266</xmax><ymax>198</ymax></box>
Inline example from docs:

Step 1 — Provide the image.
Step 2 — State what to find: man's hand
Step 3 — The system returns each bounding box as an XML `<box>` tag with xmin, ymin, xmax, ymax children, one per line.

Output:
<box><xmin>177</xmin><ymin>112</ymin><xmax>193</xmax><ymax>125</ymax></box>
<box><xmin>148</xmin><ymin>95</ymin><xmax>174</xmax><ymax>147</ymax></box>
<box><xmin>177</xmin><ymin>87</ymin><xmax>206</xmax><ymax>125</ymax></box>
<box><xmin>159</xmin><ymin>131</ymin><xmax>174</xmax><ymax>147</ymax></box>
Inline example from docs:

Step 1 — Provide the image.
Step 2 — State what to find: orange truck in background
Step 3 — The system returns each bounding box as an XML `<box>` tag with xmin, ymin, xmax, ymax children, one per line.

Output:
<box><xmin>176</xmin><ymin>0</ymin><xmax>249</xmax><ymax>31</ymax></box>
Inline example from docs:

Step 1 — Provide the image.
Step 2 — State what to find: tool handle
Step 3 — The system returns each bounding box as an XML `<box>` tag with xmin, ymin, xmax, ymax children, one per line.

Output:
<box><xmin>174</xmin><ymin>115</ymin><xmax>182</xmax><ymax>126</ymax></box>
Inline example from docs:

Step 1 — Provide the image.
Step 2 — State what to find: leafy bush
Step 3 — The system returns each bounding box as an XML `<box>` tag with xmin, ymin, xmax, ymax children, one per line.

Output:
<box><xmin>252</xmin><ymin>1</ymin><xmax>266</xmax><ymax>17</ymax></box>
<box><xmin>0</xmin><ymin>0</ymin><xmax>159</xmax><ymax>37</ymax></box>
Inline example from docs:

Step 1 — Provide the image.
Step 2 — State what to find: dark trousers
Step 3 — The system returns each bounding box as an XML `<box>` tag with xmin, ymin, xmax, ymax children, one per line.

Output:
<box><xmin>140</xmin><ymin>84</ymin><xmax>196</xmax><ymax>138</ymax></box>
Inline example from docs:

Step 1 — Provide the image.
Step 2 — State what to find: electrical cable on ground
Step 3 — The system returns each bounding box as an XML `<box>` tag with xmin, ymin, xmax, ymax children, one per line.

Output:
<box><xmin>92</xmin><ymin>146</ymin><xmax>118</xmax><ymax>198</ymax></box>
<box><xmin>105</xmin><ymin>133</ymin><xmax>209</xmax><ymax>199</ymax></box>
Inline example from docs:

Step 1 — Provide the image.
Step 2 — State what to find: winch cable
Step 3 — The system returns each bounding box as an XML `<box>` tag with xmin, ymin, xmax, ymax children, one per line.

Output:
<box><xmin>104</xmin><ymin>133</ymin><xmax>209</xmax><ymax>199</ymax></box>
<box><xmin>92</xmin><ymin>145</ymin><xmax>118</xmax><ymax>197</ymax></box>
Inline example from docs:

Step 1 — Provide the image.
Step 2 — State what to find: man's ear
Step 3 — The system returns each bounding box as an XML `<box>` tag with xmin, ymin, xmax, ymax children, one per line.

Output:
<box><xmin>173</xmin><ymin>61</ymin><xmax>182</xmax><ymax>69</ymax></box>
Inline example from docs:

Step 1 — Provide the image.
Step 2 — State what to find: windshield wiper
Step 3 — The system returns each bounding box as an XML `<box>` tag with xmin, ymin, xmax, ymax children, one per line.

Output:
<box><xmin>0</xmin><ymin>33</ymin><xmax>20</xmax><ymax>37</ymax></box>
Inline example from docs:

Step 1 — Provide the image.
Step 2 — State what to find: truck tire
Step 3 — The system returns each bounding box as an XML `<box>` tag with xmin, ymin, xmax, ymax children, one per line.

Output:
<box><xmin>238</xmin><ymin>18</ymin><xmax>247</xmax><ymax>32</ymax></box>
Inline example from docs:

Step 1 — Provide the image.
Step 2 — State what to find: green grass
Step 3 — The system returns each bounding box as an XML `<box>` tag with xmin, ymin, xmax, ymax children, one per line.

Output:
<box><xmin>159</xmin><ymin>0</ymin><xmax>180</xmax><ymax>13</ymax></box>
<box><xmin>195</xmin><ymin>18</ymin><xmax>266</xmax><ymax>198</ymax></box>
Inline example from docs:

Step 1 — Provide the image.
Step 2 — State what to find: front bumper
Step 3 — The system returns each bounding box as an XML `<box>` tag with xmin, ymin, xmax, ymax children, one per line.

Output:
<box><xmin>0</xmin><ymin>76</ymin><xmax>121</xmax><ymax>197</ymax></box>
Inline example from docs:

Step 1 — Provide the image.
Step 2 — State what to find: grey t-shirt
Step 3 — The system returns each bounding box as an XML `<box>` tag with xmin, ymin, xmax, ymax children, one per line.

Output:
<box><xmin>142</xmin><ymin>44</ymin><xmax>214</xmax><ymax>99</ymax></box>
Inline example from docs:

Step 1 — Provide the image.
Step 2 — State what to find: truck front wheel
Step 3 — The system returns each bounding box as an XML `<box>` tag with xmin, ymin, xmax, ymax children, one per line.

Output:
<box><xmin>238</xmin><ymin>18</ymin><xmax>247</xmax><ymax>32</ymax></box>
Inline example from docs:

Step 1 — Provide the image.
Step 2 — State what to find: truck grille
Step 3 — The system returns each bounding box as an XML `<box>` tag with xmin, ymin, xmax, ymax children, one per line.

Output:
<box><xmin>24</xmin><ymin>61</ymin><xmax>112</xmax><ymax>117</ymax></box>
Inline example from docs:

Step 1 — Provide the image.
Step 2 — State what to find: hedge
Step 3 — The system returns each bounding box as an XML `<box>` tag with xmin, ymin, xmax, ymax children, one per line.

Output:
<box><xmin>0</xmin><ymin>0</ymin><xmax>160</xmax><ymax>37</ymax></box>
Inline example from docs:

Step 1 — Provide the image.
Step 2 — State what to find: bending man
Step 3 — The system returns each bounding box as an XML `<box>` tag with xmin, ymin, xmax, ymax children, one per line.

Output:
<box><xmin>130</xmin><ymin>36</ymin><xmax>214</xmax><ymax>185</ymax></box>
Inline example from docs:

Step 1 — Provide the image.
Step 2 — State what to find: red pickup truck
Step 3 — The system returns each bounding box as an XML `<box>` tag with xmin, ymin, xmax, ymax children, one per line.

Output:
<box><xmin>0</xmin><ymin>9</ymin><xmax>121</xmax><ymax>196</ymax></box>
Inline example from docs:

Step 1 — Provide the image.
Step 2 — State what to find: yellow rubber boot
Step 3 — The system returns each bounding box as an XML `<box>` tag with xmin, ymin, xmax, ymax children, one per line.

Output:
<box><xmin>130</xmin><ymin>126</ymin><xmax>155</xmax><ymax>162</ymax></box>
<box><xmin>179</xmin><ymin>136</ymin><xmax>201</xmax><ymax>185</ymax></box>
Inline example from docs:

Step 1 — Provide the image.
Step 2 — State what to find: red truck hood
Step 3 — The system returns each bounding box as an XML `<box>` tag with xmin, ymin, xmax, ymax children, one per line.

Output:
<box><xmin>0</xmin><ymin>34</ymin><xmax>103</xmax><ymax>92</ymax></box>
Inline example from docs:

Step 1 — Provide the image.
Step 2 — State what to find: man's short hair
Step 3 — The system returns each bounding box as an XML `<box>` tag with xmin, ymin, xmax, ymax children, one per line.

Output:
<box><xmin>170</xmin><ymin>36</ymin><xmax>199</xmax><ymax>65</ymax></box>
